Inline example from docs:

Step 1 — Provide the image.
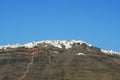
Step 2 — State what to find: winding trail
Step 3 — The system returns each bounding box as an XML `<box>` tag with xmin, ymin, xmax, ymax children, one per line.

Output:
<box><xmin>18</xmin><ymin>52</ymin><xmax>36</xmax><ymax>80</ymax></box>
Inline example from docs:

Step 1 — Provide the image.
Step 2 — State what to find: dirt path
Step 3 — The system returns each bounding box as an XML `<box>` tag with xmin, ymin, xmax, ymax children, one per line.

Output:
<box><xmin>18</xmin><ymin>52</ymin><xmax>36</xmax><ymax>80</ymax></box>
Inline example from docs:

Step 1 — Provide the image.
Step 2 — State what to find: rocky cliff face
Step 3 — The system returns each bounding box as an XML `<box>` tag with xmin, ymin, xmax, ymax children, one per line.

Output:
<box><xmin>0</xmin><ymin>40</ymin><xmax>120</xmax><ymax>80</ymax></box>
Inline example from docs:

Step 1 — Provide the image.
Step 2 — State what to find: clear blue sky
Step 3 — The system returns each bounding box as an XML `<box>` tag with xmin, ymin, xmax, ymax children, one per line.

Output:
<box><xmin>0</xmin><ymin>0</ymin><xmax>120</xmax><ymax>51</ymax></box>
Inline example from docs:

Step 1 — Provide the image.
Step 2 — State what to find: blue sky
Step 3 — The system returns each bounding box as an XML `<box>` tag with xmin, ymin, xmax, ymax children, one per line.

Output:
<box><xmin>0</xmin><ymin>0</ymin><xmax>120</xmax><ymax>51</ymax></box>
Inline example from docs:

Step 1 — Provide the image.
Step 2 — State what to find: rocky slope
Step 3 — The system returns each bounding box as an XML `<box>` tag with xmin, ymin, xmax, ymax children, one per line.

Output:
<box><xmin>0</xmin><ymin>40</ymin><xmax>120</xmax><ymax>80</ymax></box>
